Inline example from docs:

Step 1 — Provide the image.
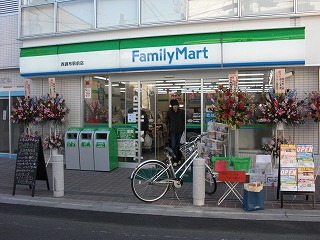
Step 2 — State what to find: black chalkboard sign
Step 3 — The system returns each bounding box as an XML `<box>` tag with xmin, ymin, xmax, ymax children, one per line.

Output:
<box><xmin>12</xmin><ymin>135</ymin><xmax>50</xmax><ymax>197</ymax></box>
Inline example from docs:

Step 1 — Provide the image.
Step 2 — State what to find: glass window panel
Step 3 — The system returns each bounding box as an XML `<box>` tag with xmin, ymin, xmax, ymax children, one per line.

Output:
<box><xmin>188</xmin><ymin>0</ymin><xmax>238</xmax><ymax>20</ymax></box>
<box><xmin>57</xmin><ymin>0</ymin><xmax>94</xmax><ymax>32</ymax></box>
<box><xmin>119</xmin><ymin>81</ymin><xmax>139</xmax><ymax>163</ymax></box>
<box><xmin>11</xmin><ymin>97</ymin><xmax>24</xmax><ymax>154</ymax></box>
<box><xmin>83</xmin><ymin>77</ymin><xmax>108</xmax><ymax>124</ymax></box>
<box><xmin>241</xmin><ymin>0</ymin><xmax>294</xmax><ymax>16</ymax></box>
<box><xmin>239</xmin><ymin>127</ymin><xmax>272</xmax><ymax>151</ymax></box>
<box><xmin>297</xmin><ymin>0</ymin><xmax>320</xmax><ymax>12</ymax></box>
<box><xmin>97</xmin><ymin>0</ymin><xmax>137</xmax><ymax>27</ymax></box>
<box><xmin>21</xmin><ymin>4</ymin><xmax>54</xmax><ymax>36</ymax></box>
<box><xmin>22</xmin><ymin>0</ymin><xmax>54</xmax><ymax>5</ymax></box>
<box><xmin>141</xmin><ymin>0</ymin><xmax>187</xmax><ymax>24</ymax></box>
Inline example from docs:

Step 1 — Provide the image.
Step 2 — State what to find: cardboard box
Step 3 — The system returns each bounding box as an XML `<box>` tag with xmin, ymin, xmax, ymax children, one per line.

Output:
<box><xmin>250</xmin><ymin>173</ymin><xmax>266</xmax><ymax>183</ymax></box>
<box><xmin>255</xmin><ymin>155</ymin><xmax>272</xmax><ymax>174</ymax></box>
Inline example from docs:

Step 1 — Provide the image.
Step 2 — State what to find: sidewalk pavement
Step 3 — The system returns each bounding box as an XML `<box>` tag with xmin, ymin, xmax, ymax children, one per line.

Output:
<box><xmin>1</xmin><ymin>157</ymin><xmax>319</xmax><ymax>222</ymax></box>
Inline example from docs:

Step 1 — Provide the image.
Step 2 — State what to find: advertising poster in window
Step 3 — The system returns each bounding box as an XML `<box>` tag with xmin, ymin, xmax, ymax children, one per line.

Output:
<box><xmin>117</xmin><ymin>128</ymin><xmax>137</xmax><ymax>157</ymax></box>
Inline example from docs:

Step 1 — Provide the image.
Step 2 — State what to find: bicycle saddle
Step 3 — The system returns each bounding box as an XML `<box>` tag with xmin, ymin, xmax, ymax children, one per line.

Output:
<box><xmin>164</xmin><ymin>147</ymin><xmax>176</xmax><ymax>159</ymax></box>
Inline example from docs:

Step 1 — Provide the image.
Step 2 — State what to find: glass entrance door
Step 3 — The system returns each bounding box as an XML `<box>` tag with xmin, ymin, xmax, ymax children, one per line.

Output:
<box><xmin>0</xmin><ymin>99</ymin><xmax>9</xmax><ymax>154</ymax></box>
<box><xmin>140</xmin><ymin>81</ymin><xmax>167</xmax><ymax>161</ymax></box>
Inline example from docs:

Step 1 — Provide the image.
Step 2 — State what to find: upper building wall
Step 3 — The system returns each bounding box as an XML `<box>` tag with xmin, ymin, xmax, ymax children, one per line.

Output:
<box><xmin>0</xmin><ymin>0</ymin><xmax>20</xmax><ymax>69</ymax></box>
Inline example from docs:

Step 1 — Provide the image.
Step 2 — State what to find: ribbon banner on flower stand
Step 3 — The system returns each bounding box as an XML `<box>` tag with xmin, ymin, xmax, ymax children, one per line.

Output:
<box><xmin>275</xmin><ymin>69</ymin><xmax>285</xmax><ymax>94</ymax></box>
<box><xmin>48</xmin><ymin>78</ymin><xmax>56</xmax><ymax>98</ymax></box>
<box><xmin>228</xmin><ymin>74</ymin><xmax>238</xmax><ymax>94</ymax></box>
<box><xmin>24</xmin><ymin>79</ymin><xmax>31</xmax><ymax>98</ymax></box>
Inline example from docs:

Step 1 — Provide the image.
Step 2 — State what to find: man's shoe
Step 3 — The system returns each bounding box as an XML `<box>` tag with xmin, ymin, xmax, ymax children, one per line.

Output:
<box><xmin>177</xmin><ymin>160</ymin><xmax>182</xmax><ymax>165</ymax></box>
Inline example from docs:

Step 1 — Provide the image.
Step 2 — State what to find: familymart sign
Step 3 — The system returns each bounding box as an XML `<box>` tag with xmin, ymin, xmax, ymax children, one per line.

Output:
<box><xmin>20</xmin><ymin>28</ymin><xmax>305</xmax><ymax>76</ymax></box>
<box><xmin>131</xmin><ymin>46</ymin><xmax>209</xmax><ymax>64</ymax></box>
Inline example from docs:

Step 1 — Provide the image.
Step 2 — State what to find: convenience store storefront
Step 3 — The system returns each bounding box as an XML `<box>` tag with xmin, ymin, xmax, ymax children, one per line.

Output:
<box><xmin>19</xmin><ymin>27</ymin><xmax>307</xmax><ymax>166</ymax></box>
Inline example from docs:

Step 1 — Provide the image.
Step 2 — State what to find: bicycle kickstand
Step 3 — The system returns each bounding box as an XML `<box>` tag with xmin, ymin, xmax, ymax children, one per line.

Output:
<box><xmin>172</xmin><ymin>187</ymin><xmax>181</xmax><ymax>202</ymax></box>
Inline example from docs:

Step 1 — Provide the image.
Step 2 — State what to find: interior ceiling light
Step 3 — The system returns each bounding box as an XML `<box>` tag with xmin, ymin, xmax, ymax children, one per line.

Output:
<box><xmin>166</xmin><ymin>79</ymin><xmax>185</xmax><ymax>83</ymax></box>
<box><xmin>238</xmin><ymin>73</ymin><xmax>264</xmax><ymax>76</ymax></box>
<box><xmin>156</xmin><ymin>83</ymin><xmax>173</xmax><ymax>86</ymax></box>
<box><xmin>94</xmin><ymin>76</ymin><xmax>107</xmax><ymax>80</ymax></box>
<box><xmin>238</xmin><ymin>77</ymin><xmax>264</xmax><ymax>81</ymax></box>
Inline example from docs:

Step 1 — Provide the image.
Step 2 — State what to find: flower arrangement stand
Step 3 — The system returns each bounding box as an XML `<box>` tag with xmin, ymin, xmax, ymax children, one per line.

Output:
<box><xmin>275</xmin><ymin>122</ymin><xmax>284</xmax><ymax>200</ymax></box>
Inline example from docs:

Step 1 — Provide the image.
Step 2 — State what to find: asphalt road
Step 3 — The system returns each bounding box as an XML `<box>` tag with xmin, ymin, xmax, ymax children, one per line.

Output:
<box><xmin>1</xmin><ymin>203</ymin><xmax>319</xmax><ymax>240</ymax></box>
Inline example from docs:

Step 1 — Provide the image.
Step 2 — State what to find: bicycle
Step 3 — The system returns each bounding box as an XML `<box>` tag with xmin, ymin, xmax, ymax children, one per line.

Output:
<box><xmin>131</xmin><ymin>134</ymin><xmax>217</xmax><ymax>202</ymax></box>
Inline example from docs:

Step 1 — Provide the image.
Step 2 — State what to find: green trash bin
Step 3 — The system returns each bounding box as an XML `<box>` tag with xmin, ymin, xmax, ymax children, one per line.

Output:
<box><xmin>79</xmin><ymin>128</ymin><xmax>97</xmax><ymax>170</ymax></box>
<box><xmin>93</xmin><ymin>128</ymin><xmax>118</xmax><ymax>171</ymax></box>
<box><xmin>65</xmin><ymin>127</ymin><xmax>82</xmax><ymax>170</ymax></box>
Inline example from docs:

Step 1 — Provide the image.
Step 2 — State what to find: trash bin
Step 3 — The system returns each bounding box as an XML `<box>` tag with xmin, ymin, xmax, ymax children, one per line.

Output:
<box><xmin>79</xmin><ymin>128</ymin><xmax>96</xmax><ymax>171</ymax></box>
<box><xmin>93</xmin><ymin>128</ymin><xmax>118</xmax><ymax>171</ymax></box>
<box><xmin>65</xmin><ymin>127</ymin><xmax>82</xmax><ymax>170</ymax></box>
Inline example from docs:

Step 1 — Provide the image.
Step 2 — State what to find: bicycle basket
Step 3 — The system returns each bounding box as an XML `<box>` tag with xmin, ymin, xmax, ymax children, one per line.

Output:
<box><xmin>180</xmin><ymin>142</ymin><xmax>197</xmax><ymax>159</ymax></box>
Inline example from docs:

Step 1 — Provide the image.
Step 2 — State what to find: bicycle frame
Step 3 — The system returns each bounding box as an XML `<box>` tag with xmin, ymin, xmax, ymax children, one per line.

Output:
<box><xmin>131</xmin><ymin>134</ymin><xmax>207</xmax><ymax>185</ymax></box>
<box><xmin>131</xmin><ymin>133</ymin><xmax>218</xmax><ymax>202</ymax></box>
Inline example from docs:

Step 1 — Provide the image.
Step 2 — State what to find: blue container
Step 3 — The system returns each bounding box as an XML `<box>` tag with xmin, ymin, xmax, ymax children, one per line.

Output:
<box><xmin>243</xmin><ymin>189</ymin><xmax>265</xmax><ymax>211</ymax></box>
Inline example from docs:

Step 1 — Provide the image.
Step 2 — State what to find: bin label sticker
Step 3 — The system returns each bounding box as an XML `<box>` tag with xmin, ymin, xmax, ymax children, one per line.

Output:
<box><xmin>96</xmin><ymin>142</ymin><xmax>105</xmax><ymax>148</ymax></box>
<box><xmin>81</xmin><ymin>142</ymin><xmax>91</xmax><ymax>148</ymax></box>
<box><xmin>67</xmin><ymin>141</ymin><xmax>76</xmax><ymax>147</ymax></box>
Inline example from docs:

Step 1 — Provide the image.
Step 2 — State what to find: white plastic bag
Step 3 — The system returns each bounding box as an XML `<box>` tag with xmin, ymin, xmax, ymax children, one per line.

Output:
<box><xmin>180</xmin><ymin>131</ymin><xmax>186</xmax><ymax>144</ymax></box>
<box><xmin>144</xmin><ymin>133</ymin><xmax>152</xmax><ymax>148</ymax></box>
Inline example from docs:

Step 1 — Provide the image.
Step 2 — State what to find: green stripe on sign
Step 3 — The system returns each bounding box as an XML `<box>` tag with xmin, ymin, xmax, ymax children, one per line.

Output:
<box><xmin>19</xmin><ymin>27</ymin><xmax>304</xmax><ymax>57</ymax></box>
<box><xmin>120</xmin><ymin>33</ymin><xmax>221</xmax><ymax>49</ymax></box>
<box><xmin>58</xmin><ymin>40</ymin><xmax>119</xmax><ymax>54</ymax></box>
<box><xmin>222</xmin><ymin>28</ymin><xmax>305</xmax><ymax>43</ymax></box>
<box><xmin>20</xmin><ymin>46</ymin><xmax>58</xmax><ymax>57</ymax></box>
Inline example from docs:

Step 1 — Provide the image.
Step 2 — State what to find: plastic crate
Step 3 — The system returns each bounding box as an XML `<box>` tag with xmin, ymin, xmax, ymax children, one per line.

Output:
<box><xmin>211</xmin><ymin>157</ymin><xmax>231</xmax><ymax>171</ymax></box>
<box><xmin>232</xmin><ymin>157</ymin><xmax>251</xmax><ymax>173</ymax></box>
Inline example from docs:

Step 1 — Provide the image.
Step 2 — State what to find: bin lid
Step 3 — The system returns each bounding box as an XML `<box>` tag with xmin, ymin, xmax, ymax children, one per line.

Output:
<box><xmin>68</xmin><ymin>127</ymin><xmax>83</xmax><ymax>131</ymax></box>
<box><xmin>96</xmin><ymin>127</ymin><xmax>110</xmax><ymax>132</ymax></box>
<box><xmin>81</xmin><ymin>128</ymin><xmax>98</xmax><ymax>132</ymax></box>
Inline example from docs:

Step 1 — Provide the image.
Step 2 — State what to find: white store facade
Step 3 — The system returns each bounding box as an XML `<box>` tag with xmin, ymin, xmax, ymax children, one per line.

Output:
<box><xmin>2</xmin><ymin>1</ymin><xmax>320</xmax><ymax>167</ymax></box>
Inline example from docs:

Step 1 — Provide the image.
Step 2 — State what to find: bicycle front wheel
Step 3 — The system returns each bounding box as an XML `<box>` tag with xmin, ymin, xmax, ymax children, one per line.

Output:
<box><xmin>131</xmin><ymin>160</ymin><xmax>171</xmax><ymax>202</ymax></box>
<box><xmin>205</xmin><ymin>164</ymin><xmax>217</xmax><ymax>195</ymax></box>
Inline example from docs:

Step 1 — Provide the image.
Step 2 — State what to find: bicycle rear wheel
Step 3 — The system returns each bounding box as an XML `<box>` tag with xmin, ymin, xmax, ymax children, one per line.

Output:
<box><xmin>205</xmin><ymin>164</ymin><xmax>217</xmax><ymax>195</ymax></box>
<box><xmin>131</xmin><ymin>160</ymin><xmax>171</xmax><ymax>202</ymax></box>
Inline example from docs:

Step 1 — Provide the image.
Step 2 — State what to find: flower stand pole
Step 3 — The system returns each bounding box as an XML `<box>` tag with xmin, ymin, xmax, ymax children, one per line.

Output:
<box><xmin>46</xmin><ymin>123</ymin><xmax>59</xmax><ymax>167</ymax></box>
<box><xmin>274</xmin><ymin>122</ymin><xmax>284</xmax><ymax>168</ymax></box>
<box><xmin>275</xmin><ymin>122</ymin><xmax>284</xmax><ymax>200</ymax></box>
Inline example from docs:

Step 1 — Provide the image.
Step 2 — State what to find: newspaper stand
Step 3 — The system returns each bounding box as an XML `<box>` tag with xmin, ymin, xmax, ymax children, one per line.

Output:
<box><xmin>279</xmin><ymin>144</ymin><xmax>316</xmax><ymax>209</ymax></box>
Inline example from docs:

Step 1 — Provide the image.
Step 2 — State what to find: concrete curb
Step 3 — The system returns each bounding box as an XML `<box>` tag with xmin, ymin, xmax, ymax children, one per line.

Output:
<box><xmin>1</xmin><ymin>193</ymin><xmax>319</xmax><ymax>222</ymax></box>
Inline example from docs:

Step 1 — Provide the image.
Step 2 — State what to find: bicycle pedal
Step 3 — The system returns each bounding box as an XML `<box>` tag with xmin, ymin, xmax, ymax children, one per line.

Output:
<box><xmin>173</xmin><ymin>178</ymin><xmax>183</xmax><ymax>188</ymax></box>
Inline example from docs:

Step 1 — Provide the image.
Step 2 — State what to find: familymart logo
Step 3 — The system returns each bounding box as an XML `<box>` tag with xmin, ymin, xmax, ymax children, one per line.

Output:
<box><xmin>132</xmin><ymin>46</ymin><xmax>209</xmax><ymax>64</ymax></box>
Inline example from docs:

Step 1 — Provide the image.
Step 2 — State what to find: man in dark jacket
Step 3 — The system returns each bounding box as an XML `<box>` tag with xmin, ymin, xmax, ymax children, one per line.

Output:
<box><xmin>167</xmin><ymin>99</ymin><xmax>185</xmax><ymax>166</ymax></box>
